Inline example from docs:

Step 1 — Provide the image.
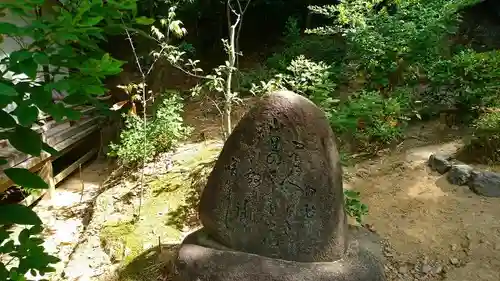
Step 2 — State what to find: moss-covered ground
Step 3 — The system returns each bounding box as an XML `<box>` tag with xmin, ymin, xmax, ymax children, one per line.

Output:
<box><xmin>100</xmin><ymin>141</ymin><xmax>222</xmax><ymax>281</ymax></box>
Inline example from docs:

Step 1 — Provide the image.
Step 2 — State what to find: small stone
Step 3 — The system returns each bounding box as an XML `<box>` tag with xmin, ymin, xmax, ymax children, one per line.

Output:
<box><xmin>422</xmin><ymin>255</ymin><xmax>429</xmax><ymax>263</ymax></box>
<box><xmin>451</xmin><ymin>244</ymin><xmax>457</xmax><ymax>251</ymax></box>
<box><xmin>433</xmin><ymin>265</ymin><xmax>443</xmax><ymax>274</ymax></box>
<box><xmin>449</xmin><ymin>257</ymin><xmax>459</xmax><ymax>265</ymax></box>
<box><xmin>421</xmin><ymin>264</ymin><xmax>432</xmax><ymax>274</ymax></box>
<box><xmin>428</xmin><ymin>154</ymin><xmax>452</xmax><ymax>174</ymax></box>
<box><xmin>383</xmin><ymin>249</ymin><xmax>394</xmax><ymax>257</ymax></box>
<box><xmin>399</xmin><ymin>265</ymin><xmax>408</xmax><ymax>274</ymax></box>
<box><xmin>466</xmin><ymin>233</ymin><xmax>472</xmax><ymax>240</ymax></box>
<box><xmin>447</xmin><ymin>164</ymin><xmax>474</xmax><ymax>186</ymax></box>
<box><xmin>468</xmin><ymin>171</ymin><xmax>500</xmax><ymax>197</ymax></box>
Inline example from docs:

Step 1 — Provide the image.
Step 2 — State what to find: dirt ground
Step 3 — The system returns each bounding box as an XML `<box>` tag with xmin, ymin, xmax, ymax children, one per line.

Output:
<box><xmin>22</xmin><ymin>97</ymin><xmax>500</xmax><ymax>281</ymax></box>
<box><xmin>343</xmin><ymin>122</ymin><xmax>500</xmax><ymax>281</ymax></box>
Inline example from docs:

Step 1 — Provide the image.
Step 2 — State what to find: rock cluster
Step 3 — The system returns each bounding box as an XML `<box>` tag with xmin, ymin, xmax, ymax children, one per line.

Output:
<box><xmin>174</xmin><ymin>91</ymin><xmax>386</xmax><ymax>281</ymax></box>
<box><xmin>428</xmin><ymin>153</ymin><xmax>500</xmax><ymax>197</ymax></box>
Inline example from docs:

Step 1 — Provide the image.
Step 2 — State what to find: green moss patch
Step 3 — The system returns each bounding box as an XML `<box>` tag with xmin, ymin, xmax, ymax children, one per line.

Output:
<box><xmin>100</xmin><ymin>141</ymin><xmax>222</xmax><ymax>280</ymax></box>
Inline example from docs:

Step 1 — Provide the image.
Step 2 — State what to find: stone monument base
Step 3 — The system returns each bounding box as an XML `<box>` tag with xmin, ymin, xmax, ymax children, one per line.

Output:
<box><xmin>174</xmin><ymin>227</ymin><xmax>386</xmax><ymax>281</ymax></box>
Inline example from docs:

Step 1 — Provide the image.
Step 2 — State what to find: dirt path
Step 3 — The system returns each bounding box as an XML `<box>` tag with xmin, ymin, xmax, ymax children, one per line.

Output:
<box><xmin>345</xmin><ymin>122</ymin><xmax>500</xmax><ymax>281</ymax></box>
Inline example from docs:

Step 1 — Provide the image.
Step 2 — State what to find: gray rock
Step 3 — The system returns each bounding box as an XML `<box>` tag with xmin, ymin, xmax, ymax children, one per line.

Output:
<box><xmin>447</xmin><ymin>164</ymin><xmax>473</xmax><ymax>186</ymax></box>
<box><xmin>468</xmin><ymin>171</ymin><xmax>500</xmax><ymax>197</ymax></box>
<box><xmin>175</xmin><ymin>228</ymin><xmax>386</xmax><ymax>281</ymax></box>
<box><xmin>428</xmin><ymin>154</ymin><xmax>452</xmax><ymax>174</ymax></box>
<box><xmin>198</xmin><ymin>90</ymin><xmax>346</xmax><ymax>262</ymax></box>
<box><xmin>175</xmin><ymin>91</ymin><xmax>386</xmax><ymax>281</ymax></box>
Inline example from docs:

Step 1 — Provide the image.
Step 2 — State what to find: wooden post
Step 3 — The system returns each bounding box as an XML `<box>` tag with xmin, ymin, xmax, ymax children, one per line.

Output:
<box><xmin>79</xmin><ymin>164</ymin><xmax>85</xmax><ymax>203</ymax></box>
<box><xmin>39</xmin><ymin>160</ymin><xmax>56</xmax><ymax>200</ymax></box>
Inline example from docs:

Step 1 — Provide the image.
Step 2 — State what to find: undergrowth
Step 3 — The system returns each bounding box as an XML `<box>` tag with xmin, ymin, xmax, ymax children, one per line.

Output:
<box><xmin>108</xmin><ymin>93</ymin><xmax>192</xmax><ymax>165</ymax></box>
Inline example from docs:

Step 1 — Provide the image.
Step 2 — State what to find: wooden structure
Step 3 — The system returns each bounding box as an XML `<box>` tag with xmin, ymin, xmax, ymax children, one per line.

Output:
<box><xmin>0</xmin><ymin>106</ymin><xmax>104</xmax><ymax>206</ymax></box>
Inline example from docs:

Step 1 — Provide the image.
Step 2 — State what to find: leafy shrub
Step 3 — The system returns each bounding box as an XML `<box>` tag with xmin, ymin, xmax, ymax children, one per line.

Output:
<box><xmin>330</xmin><ymin>90</ymin><xmax>414</xmax><ymax>149</ymax></box>
<box><xmin>344</xmin><ymin>190</ymin><xmax>368</xmax><ymax>224</ymax></box>
<box><xmin>237</xmin><ymin>66</ymin><xmax>276</xmax><ymax>94</ymax></box>
<box><xmin>252</xmin><ymin>56</ymin><xmax>414</xmax><ymax>149</ymax></box>
<box><xmin>109</xmin><ymin>94</ymin><xmax>191</xmax><ymax>165</ymax></box>
<box><xmin>465</xmin><ymin>111</ymin><xmax>500</xmax><ymax>163</ymax></box>
<box><xmin>267</xmin><ymin>17</ymin><xmax>345</xmax><ymax>72</ymax></box>
<box><xmin>309</xmin><ymin>0</ymin><xmax>480</xmax><ymax>90</ymax></box>
<box><xmin>425</xmin><ymin>49</ymin><xmax>500</xmax><ymax>114</ymax></box>
<box><xmin>252</xmin><ymin>55</ymin><xmax>337</xmax><ymax>111</ymax></box>
<box><xmin>0</xmin><ymin>225</ymin><xmax>60</xmax><ymax>281</ymax></box>
<box><xmin>0</xmin><ymin>0</ymin><xmax>143</xmax><ymax>279</ymax></box>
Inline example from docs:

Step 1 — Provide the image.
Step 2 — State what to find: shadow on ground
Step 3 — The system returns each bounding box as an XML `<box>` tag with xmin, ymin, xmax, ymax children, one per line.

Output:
<box><xmin>165</xmin><ymin>159</ymin><xmax>215</xmax><ymax>230</ymax></box>
<box><xmin>113</xmin><ymin>244</ymin><xmax>180</xmax><ymax>281</ymax></box>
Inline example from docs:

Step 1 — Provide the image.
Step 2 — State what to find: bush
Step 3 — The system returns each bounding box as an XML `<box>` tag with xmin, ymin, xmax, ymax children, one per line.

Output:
<box><xmin>425</xmin><ymin>49</ymin><xmax>500</xmax><ymax>114</ymax></box>
<box><xmin>465</xmin><ymin>111</ymin><xmax>500</xmax><ymax>163</ymax></box>
<box><xmin>252</xmin><ymin>56</ymin><xmax>415</xmax><ymax>150</ymax></box>
<box><xmin>267</xmin><ymin>17</ymin><xmax>345</xmax><ymax>72</ymax></box>
<box><xmin>109</xmin><ymin>94</ymin><xmax>191</xmax><ymax>165</ymax></box>
<box><xmin>309</xmin><ymin>0</ymin><xmax>480</xmax><ymax>90</ymax></box>
<box><xmin>329</xmin><ymin>90</ymin><xmax>414</xmax><ymax>150</ymax></box>
<box><xmin>0</xmin><ymin>225</ymin><xmax>60</xmax><ymax>281</ymax></box>
<box><xmin>252</xmin><ymin>55</ymin><xmax>337</xmax><ymax>110</ymax></box>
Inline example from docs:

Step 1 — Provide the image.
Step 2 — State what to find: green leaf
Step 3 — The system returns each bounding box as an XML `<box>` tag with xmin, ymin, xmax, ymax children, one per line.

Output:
<box><xmin>42</xmin><ymin>142</ymin><xmax>59</xmax><ymax>157</ymax></box>
<box><xmin>344</xmin><ymin>189</ymin><xmax>360</xmax><ymax>198</ymax></box>
<box><xmin>0</xmin><ymin>22</ymin><xmax>21</xmax><ymax>35</ymax></box>
<box><xmin>0</xmin><ymin>240</ymin><xmax>15</xmax><ymax>255</ymax></box>
<box><xmin>62</xmin><ymin>94</ymin><xmax>87</xmax><ymax>105</ymax></box>
<box><xmin>29</xmin><ymin>224</ymin><xmax>43</xmax><ymax>235</ymax></box>
<box><xmin>18</xmin><ymin>58</ymin><xmax>38</xmax><ymax>79</ymax></box>
<box><xmin>135</xmin><ymin>16</ymin><xmax>155</xmax><ymax>25</ymax></box>
<box><xmin>10</xmin><ymin>50</ymin><xmax>32</xmax><ymax>62</ymax></box>
<box><xmin>0</xmin><ymin>204</ymin><xmax>42</xmax><ymax>225</ymax></box>
<box><xmin>0</xmin><ymin>82</ymin><xmax>19</xmax><ymax>96</ymax></box>
<box><xmin>56</xmin><ymin>32</ymin><xmax>79</xmax><ymax>42</ymax></box>
<box><xmin>0</xmin><ymin>95</ymin><xmax>12</xmax><ymax>108</ymax></box>
<box><xmin>64</xmin><ymin>107</ymin><xmax>82</xmax><ymax>121</ymax></box>
<box><xmin>4</xmin><ymin>168</ymin><xmax>49</xmax><ymax>189</ymax></box>
<box><xmin>80</xmin><ymin>16</ymin><xmax>104</xmax><ymax>26</ymax></box>
<box><xmin>0</xmin><ymin>109</ymin><xmax>17</xmax><ymax>128</ymax></box>
<box><xmin>44</xmin><ymin>104</ymin><xmax>64</xmax><ymax>122</ymax></box>
<box><xmin>19</xmin><ymin>228</ymin><xmax>31</xmax><ymax>244</ymax></box>
<box><xmin>0</xmin><ymin>158</ymin><xmax>7</xmax><ymax>165</ymax></box>
<box><xmin>84</xmin><ymin>85</ymin><xmax>107</xmax><ymax>95</ymax></box>
<box><xmin>8</xmin><ymin>126</ymin><xmax>42</xmax><ymax>156</ymax></box>
<box><xmin>44</xmin><ymin>103</ymin><xmax>81</xmax><ymax>121</ymax></box>
<box><xmin>33</xmin><ymin>52</ymin><xmax>49</xmax><ymax>65</ymax></box>
<box><xmin>31</xmin><ymin>87</ymin><xmax>53</xmax><ymax>108</ymax></box>
<box><xmin>13</xmin><ymin>104</ymin><xmax>39</xmax><ymax>127</ymax></box>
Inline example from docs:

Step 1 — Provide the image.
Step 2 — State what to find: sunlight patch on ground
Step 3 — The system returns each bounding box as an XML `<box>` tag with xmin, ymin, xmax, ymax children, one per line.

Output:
<box><xmin>404</xmin><ymin>140</ymin><xmax>464</xmax><ymax>164</ymax></box>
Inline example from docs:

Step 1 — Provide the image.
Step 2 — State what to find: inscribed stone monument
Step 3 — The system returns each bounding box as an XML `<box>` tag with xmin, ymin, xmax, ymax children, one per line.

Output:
<box><xmin>174</xmin><ymin>90</ymin><xmax>386</xmax><ymax>281</ymax></box>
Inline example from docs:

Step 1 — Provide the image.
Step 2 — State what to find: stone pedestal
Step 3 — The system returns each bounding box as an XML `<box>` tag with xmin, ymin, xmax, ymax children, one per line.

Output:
<box><xmin>173</xmin><ymin>91</ymin><xmax>387</xmax><ymax>281</ymax></box>
<box><xmin>175</xmin><ymin>227</ymin><xmax>385</xmax><ymax>281</ymax></box>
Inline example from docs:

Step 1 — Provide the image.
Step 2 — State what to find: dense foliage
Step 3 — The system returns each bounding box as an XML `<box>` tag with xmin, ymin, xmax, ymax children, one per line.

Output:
<box><xmin>251</xmin><ymin>0</ymin><xmax>500</xmax><ymax>153</ymax></box>
<box><xmin>0</xmin><ymin>1</ymin><xmax>148</xmax><ymax>279</ymax></box>
<box><xmin>109</xmin><ymin>93</ymin><xmax>191</xmax><ymax>165</ymax></box>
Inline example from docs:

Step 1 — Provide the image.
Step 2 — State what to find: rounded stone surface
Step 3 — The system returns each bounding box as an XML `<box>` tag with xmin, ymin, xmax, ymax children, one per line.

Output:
<box><xmin>198</xmin><ymin>90</ymin><xmax>346</xmax><ymax>262</ymax></box>
<box><xmin>174</xmin><ymin>227</ymin><xmax>386</xmax><ymax>281</ymax></box>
